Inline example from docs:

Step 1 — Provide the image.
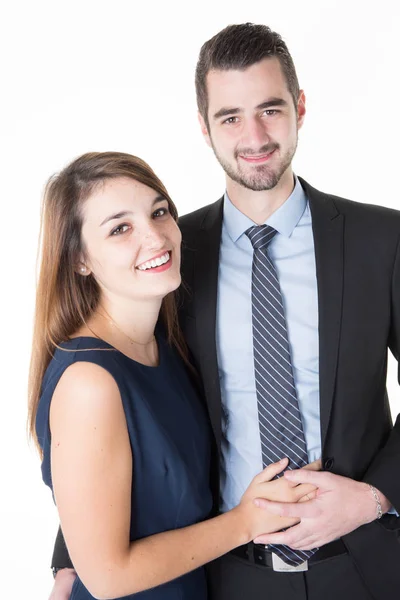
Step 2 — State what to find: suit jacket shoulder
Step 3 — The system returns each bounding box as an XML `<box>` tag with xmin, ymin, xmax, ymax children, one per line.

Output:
<box><xmin>179</xmin><ymin>198</ymin><xmax>224</xmax><ymax>246</ymax></box>
<box><xmin>179</xmin><ymin>200</ymin><xmax>221</xmax><ymax>227</ymax></box>
<box><xmin>179</xmin><ymin>181</ymin><xmax>400</xmax><ymax>237</ymax></box>
<box><xmin>300</xmin><ymin>178</ymin><xmax>400</xmax><ymax>235</ymax></box>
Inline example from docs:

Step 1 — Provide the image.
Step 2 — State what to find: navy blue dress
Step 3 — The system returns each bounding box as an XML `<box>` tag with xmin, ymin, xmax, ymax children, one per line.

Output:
<box><xmin>36</xmin><ymin>334</ymin><xmax>212</xmax><ymax>600</ymax></box>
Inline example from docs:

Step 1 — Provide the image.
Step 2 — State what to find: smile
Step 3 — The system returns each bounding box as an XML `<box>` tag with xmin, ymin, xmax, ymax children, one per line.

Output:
<box><xmin>136</xmin><ymin>251</ymin><xmax>171</xmax><ymax>272</ymax></box>
<box><xmin>239</xmin><ymin>149</ymin><xmax>276</xmax><ymax>163</ymax></box>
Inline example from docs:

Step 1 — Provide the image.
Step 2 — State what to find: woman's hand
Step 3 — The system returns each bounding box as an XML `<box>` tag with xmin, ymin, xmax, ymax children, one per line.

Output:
<box><xmin>235</xmin><ymin>458</ymin><xmax>319</xmax><ymax>543</ymax></box>
<box><xmin>242</xmin><ymin>458</ymin><xmax>321</xmax><ymax>504</ymax></box>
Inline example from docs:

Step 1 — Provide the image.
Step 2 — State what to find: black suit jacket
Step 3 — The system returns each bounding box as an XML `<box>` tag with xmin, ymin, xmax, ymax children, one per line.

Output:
<box><xmin>178</xmin><ymin>177</ymin><xmax>400</xmax><ymax>596</ymax></box>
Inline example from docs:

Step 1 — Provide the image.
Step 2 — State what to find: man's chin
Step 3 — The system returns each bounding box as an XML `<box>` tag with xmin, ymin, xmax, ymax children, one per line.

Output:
<box><xmin>214</xmin><ymin>150</ymin><xmax>282</xmax><ymax>191</ymax></box>
<box><xmin>233</xmin><ymin>171</ymin><xmax>280</xmax><ymax>192</ymax></box>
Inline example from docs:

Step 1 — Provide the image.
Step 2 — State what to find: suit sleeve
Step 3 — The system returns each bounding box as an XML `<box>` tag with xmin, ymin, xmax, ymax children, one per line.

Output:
<box><xmin>51</xmin><ymin>526</ymin><xmax>74</xmax><ymax>570</ymax></box>
<box><xmin>363</xmin><ymin>234</ymin><xmax>400</xmax><ymax>513</ymax></box>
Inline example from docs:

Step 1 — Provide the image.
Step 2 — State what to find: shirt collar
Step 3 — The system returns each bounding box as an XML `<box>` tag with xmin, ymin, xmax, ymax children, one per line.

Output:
<box><xmin>223</xmin><ymin>175</ymin><xmax>307</xmax><ymax>243</ymax></box>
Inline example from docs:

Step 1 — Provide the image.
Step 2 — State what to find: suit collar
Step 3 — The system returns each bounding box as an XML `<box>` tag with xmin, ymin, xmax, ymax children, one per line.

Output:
<box><xmin>199</xmin><ymin>196</ymin><xmax>224</xmax><ymax>231</ymax></box>
<box><xmin>223</xmin><ymin>175</ymin><xmax>307</xmax><ymax>242</ymax></box>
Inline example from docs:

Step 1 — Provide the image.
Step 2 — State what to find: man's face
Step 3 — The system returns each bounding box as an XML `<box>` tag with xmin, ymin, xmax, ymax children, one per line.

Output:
<box><xmin>200</xmin><ymin>57</ymin><xmax>305</xmax><ymax>191</ymax></box>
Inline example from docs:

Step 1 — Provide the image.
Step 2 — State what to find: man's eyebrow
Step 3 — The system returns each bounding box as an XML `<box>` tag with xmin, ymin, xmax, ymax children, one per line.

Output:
<box><xmin>212</xmin><ymin>98</ymin><xmax>288</xmax><ymax>121</ymax></box>
<box><xmin>100</xmin><ymin>196</ymin><xmax>166</xmax><ymax>227</ymax></box>
<box><xmin>213</xmin><ymin>107</ymin><xmax>242</xmax><ymax>120</ymax></box>
<box><xmin>256</xmin><ymin>98</ymin><xmax>288</xmax><ymax>110</ymax></box>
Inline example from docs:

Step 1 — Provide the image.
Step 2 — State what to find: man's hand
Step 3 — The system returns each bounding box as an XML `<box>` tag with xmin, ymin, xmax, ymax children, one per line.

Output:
<box><xmin>48</xmin><ymin>569</ymin><xmax>76</xmax><ymax>600</ymax></box>
<box><xmin>253</xmin><ymin>469</ymin><xmax>391</xmax><ymax>550</ymax></box>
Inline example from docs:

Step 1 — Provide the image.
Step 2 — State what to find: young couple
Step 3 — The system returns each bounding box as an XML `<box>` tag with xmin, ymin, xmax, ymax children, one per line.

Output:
<box><xmin>30</xmin><ymin>23</ymin><xmax>400</xmax><ymax>600</ymax></box>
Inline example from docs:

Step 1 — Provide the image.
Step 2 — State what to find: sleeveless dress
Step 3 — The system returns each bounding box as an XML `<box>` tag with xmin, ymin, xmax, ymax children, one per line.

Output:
<box><xmin>36</xmin><ymin>333</ymin><xmax>212</xmax><ymax>600</ymax></box>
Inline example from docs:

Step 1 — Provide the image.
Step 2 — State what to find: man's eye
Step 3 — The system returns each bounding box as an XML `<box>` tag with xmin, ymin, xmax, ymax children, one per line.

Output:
<box><xmin>153</xmin><ymin>207</ymin><xmax>169</xmax><ymax>218</ymax></box>
<box><xmin>110</xmin><ymin>224</ymin><xmax>130</xmax><ymax>236</ymax></box>
<box><xmin>264</xmin><ymin>109</ymin><xmax>279</xmax><ymax>116</ymax></box>
<box><xmin>223</xmin><ymin>117</ymin><xmax>239</xmax><ymax>125</ymax></box>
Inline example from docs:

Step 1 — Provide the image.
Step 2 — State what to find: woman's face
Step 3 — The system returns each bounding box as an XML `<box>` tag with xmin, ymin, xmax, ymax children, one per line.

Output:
<box><xmin>79</xmin><ymin>176</ymin><xmax>182</xmax><ymax>304</ymax></box>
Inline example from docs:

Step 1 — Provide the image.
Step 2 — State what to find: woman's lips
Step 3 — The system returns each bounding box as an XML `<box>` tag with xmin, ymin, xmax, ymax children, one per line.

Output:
<box><xmin>136</xmin><ymin>251</ymin><xmax>173</xmax><ymax>274</ymax></box>
<box><xmin>140</xmin><ymin>259</ymin><xmax>172</xmax><ymax>273</ymax></box>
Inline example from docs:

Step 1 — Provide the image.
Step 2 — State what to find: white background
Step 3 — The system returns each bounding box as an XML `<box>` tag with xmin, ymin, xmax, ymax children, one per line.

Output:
<box><xmin>1</xmin><ymin>0</ymin><xmax>399</xmax><ymax>597</ymax></box>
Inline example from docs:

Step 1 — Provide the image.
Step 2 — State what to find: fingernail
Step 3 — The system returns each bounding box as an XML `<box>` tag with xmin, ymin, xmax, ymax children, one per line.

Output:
<box><xmin>279</xmin><ymin>458</ymin><xmax>287</xmax><ymax>464</ymax></box>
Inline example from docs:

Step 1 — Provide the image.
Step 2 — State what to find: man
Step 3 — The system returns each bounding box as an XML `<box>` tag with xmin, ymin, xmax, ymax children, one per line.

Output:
<box><xmin>50</xmin><ymin>23</ymin><xmax>400</xmax><ymax>599</ymax></box>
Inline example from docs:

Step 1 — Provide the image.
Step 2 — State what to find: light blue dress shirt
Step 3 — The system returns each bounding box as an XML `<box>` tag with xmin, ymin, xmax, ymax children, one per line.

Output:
<box><xmin>216</xmin><ymin>177</ymin><xmax>321</xmax><ymax>512</ymax></box>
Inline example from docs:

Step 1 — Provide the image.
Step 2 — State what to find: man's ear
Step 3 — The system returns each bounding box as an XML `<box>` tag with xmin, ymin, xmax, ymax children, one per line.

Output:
<box><xmin>297</xmin><ymin>90</ymin><xmax>306</xmax><ymax>130</ymax></box>
<box><xmin>198</xmin><ymin>112</ymin><xmax>212</xmax><ymax>148</ymax></box>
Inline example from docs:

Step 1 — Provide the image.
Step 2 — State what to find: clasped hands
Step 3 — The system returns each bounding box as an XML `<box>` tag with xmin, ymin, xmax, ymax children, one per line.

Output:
<box><xmin>243</xmin><ymin>457</ymin><xmax>388</xmax><ymax>551</ymax></box>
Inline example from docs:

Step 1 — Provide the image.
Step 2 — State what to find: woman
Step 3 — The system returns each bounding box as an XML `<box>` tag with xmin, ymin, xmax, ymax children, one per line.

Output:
<box><xmin>29</xmin><ymin>152</ymin><xmax>316</xmax><ymax>600</ymax></box>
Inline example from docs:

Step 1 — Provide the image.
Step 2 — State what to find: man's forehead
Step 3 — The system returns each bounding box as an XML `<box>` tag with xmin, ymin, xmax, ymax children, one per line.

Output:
<box><xmin>206</xmin><ymin>58</ymin><xmax>290</xmax><ymax>110</ymax></box>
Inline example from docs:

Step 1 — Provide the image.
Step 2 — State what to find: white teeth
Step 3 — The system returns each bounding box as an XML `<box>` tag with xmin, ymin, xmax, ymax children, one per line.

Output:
<box><xmin>137</xmin><ymin>252</ymin><xmax>170</xmax><ymax>271</ymax></box>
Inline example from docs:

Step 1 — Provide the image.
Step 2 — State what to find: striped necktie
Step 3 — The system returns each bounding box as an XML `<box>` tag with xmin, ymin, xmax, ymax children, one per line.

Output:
<box><xmin>246</xmin><ymin>224</ymin><xmax>317</xmax><ymax>566</ymax></box>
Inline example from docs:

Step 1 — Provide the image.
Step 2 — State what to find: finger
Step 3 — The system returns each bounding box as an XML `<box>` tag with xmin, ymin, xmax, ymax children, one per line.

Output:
<box><xmin>284</xmin><ymin>468</ymin><xmax>330</xmax><ymax>487</ymax></box>
<box><xmin>254</xmin><ymin>532</ymin><xmax>313</xmax><ymax>547</ymax></box>
<box><xmin>253</xmin><ymin>516</ymin><xmax>300</xmax><ymax>543</ymax></box>
<box><xmin>253</xmin><ymin>534</ymin><xmax>277</xmax><ymax>544</ymax></box>
<box><xmin>256</xmin><ymin>523</ymin><xmax>304</xmax><ymax>546</ymax></box>
<box><xmin>293</xmin><ymin>537</ymin><xmax>320</xmax><ymax>551</ymax></box>
<box><xmin>298</xmin><ymin>489</ymin><xmax>318</xmax><ymax>503</ymax></box>
<box><xmin>286</xmin><ymin>459</ymin><xmax>321</xmax><ymax>489</ymax></box>
<box><xmin>303</xmin><ymin>458</ymin><xmax>322</xmax><ymax>472</ymax></box>
<box><xmin>254</xmin><ymin>498</ymin><xmax>319</xmax><ymax>519</ymax></box>
<box><xmin>253</xmin><ymin>458</ymin><xmax>289</xmax><ymax>483</ymax></box>
<box><xmin>292</xmin><ymin>482</ymin><xmax>317</xmax><ymax>501</ymax></box>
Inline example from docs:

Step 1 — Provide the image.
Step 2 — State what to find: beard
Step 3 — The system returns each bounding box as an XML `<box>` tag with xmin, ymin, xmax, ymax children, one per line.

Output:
<box><xmin>211</xmin><ymin>140</ymin><xmax>297</xmax><ymax>192</ymax></box>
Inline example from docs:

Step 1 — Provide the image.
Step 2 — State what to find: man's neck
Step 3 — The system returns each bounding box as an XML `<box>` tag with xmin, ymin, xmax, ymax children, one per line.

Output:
<box><xmin>226</xmin><ymin>169</ymin><xmax>295</xmax><ymax>224</ymax></box>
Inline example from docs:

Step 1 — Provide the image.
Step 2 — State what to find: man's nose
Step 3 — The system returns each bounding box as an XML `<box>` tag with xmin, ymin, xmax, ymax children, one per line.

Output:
<box><xmin>241</xmin><ymin>117</ymin><xmax>268</xmax><ymax>148</ymax></box>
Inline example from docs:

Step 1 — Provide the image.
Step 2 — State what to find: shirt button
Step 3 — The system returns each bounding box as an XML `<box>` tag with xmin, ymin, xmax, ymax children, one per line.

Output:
<box><xmin>324</xmin><ymin>457</ymin><xmax>334</xmax><ymax>470</ymax></box>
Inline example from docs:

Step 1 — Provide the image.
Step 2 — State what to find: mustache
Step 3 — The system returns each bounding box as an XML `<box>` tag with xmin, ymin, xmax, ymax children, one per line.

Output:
<box><xmin>235</xmin><ymin>143</ymin><xmax>279</xmax><ymax>159</ymax></box>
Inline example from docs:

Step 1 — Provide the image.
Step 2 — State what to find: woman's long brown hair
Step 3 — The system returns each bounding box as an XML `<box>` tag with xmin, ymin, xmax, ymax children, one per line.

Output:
<box><xmin>28</xmin><ymin>151</ymin><xmax>188</xmax><ymax>451</ymax></box>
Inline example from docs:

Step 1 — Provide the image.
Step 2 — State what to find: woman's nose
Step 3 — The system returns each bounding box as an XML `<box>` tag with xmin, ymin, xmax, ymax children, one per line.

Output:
<box><xmin>141</xmin><ymin>222</ymin><xmax>166</xmax><ymax>249</ymax></box>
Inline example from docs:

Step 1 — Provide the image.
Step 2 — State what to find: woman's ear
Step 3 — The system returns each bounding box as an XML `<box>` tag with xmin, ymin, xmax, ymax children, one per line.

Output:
<box><xmin>75</xmin><ymin>262</ymin><xmax>91</xmax><ymax>276</ymax></box>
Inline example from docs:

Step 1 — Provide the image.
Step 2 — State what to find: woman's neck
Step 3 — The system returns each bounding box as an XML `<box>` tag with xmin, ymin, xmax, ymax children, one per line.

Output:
<box><xmin>76</xmin><ymin>295</ymin><xmax>162</xmax><ymax>366</ymax></box>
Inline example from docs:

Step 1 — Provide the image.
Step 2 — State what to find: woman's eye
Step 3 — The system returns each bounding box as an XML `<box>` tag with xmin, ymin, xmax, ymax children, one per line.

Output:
<box><xmin>110</xmin><ymin>224</ymin><xmax>130</xmax><ymax>236</ymax></box>
<box><xmin>153</xmin><ymin>207</ymin><xmax>169</xmax><ymax>218</ymax></box>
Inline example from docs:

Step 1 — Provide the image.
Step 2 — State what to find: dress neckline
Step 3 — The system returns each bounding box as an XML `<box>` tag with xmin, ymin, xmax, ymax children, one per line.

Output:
<box><xmin>61</xmin><ymin>335</ymin><xmax>163</xmax><ymax>370</ymax></box>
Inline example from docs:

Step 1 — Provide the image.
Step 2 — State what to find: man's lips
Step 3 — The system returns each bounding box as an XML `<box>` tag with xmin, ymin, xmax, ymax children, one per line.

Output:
<box><xmin>238</xmin><ymin>149</ymin><xmax>277</xmax><ymax>163</ymax></box>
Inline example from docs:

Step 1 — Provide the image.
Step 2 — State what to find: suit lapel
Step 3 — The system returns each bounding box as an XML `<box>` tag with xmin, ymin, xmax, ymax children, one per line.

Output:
<box><xmin>300</xmin><ymin>178</ymin><xmax>344</xmax><ymax>450</ymax></box>
<box><xmin>193</xmin><ymin>198</ymin><xmax>224</xmax><ymax>447</ymax></box>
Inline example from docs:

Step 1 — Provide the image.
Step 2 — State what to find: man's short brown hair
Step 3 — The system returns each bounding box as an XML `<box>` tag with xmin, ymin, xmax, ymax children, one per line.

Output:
<box><xmin>195</xmin><ymin>23</ymin><xmax>300</xmax><ymax>128</ymax></box>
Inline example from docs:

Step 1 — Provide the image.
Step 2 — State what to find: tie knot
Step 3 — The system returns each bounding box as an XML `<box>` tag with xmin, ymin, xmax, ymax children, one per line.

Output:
<box><xmin>245</xmin><ymin>225</ymin><xmax>277</xmax><ymax>249</ymax></box>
